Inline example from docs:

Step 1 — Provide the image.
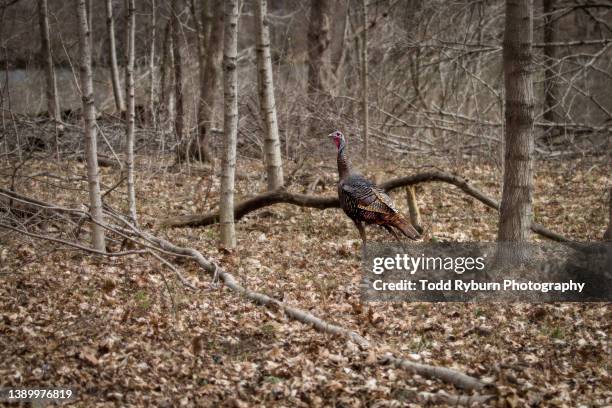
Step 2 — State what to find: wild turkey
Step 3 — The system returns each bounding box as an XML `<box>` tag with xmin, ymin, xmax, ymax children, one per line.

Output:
<box><xmin>329</xmin><ymin>130</ymin><xmax>420</xmax><ymax>247</ymax></box>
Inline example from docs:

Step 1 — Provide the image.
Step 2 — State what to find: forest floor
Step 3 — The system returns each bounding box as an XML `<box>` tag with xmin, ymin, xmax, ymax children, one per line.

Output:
<box><xmin>0</xmin><ymin>151</ymin><xmax>610</xmax><ymax>407</ymax></box>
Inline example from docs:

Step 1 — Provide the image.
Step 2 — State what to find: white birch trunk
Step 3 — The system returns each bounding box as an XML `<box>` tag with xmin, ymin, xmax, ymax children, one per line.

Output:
<box><xmin>255</xmin><ymin>0</ymin><xmax>284</xmax><ymax>190</ymax></box>
<box><xmin>497</xmin><ymin>0</ymin><xmax>535</xmax><ymax>262</ymax></box>
<box><xmin>76</xmin><ymin>0</ymin><xmax>106</xmax><ymax>251</ymax></box>
<box><xmin>38</xmin><ymin>0</ymin><xmax>60</xmax><ymax>122</ymax></box>
<box><xmin>219</xmin><ymin>0</ymin><xmax>239</xmax><ymax>248</ymax></box>
<box><xmin>106</xmin><ymin>0</ymin><xmax>125</xmax><ymax>113</ymax></box>
<box><xmin>125</xmin><ymin>0</ymin><xmax>137</xmax><ymax>223</ymax></box>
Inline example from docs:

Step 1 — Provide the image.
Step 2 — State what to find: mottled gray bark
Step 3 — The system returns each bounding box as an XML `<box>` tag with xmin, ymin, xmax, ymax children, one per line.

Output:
<box><xmin>105</xmin><ymin>0</ymin><xmax>125</xmax><ymax>113</ymax></box>
<box><xmin>219</xmin><ymin>0</ymin><xmax>239</xmax><ymax>248</ymax></box>
<box><xmin>497</xmin><ymin>0</ymin><xmax>535</xmax><ymax>263</ymax></box>
<box><xmin>255</xmin><ymin>0</ymin><xmax>284</xmax><ymax>190</ymax></box>
<box><xmin>125</xmin><ymin>0</ymin><xmax>136</xmax><ymax>223</ymax></box>
<box><xmin>76</xmin><ymin>0</ymin><xmax>106</xmax><ymax>251</ymax></box>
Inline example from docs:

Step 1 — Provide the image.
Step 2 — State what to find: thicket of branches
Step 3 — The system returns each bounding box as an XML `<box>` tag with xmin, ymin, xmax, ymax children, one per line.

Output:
<box><xmin>1</xmin><ymin>0</ymin><xmax>610</xmax><ymax>163</ymax></box>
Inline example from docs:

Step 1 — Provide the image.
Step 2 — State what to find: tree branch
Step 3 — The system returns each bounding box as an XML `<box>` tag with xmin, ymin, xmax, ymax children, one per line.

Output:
<box><xmin>162</xmin><ymin>170</ymin><xmax>569</xmax><ymax>242</ymax></box>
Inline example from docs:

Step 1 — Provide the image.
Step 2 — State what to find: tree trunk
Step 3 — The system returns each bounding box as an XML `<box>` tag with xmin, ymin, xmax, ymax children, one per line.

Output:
<box><xmin>307</xmin><ymin>0</ymin><xmax>334</xmax><ymax>137</ymax></box>
<box><xmin>219</xmin><ymin>0</ymin><xmax>239</xmax><ymax>249</ymax></box>
<box><xmin>605</xmin><ymin>187</ymin><xmax>612</xmax><ymax>241</ymax></box>
<box><xmin>307</xmin><ymin>0</ymin><xmax>334</xmax><ymax>96</ymax></box>
<box><xmin>159</xmin><ymin>20</ymin><xmax>172</xmax><ymax>124</ymax></box>
<box><xmin>125</xmin><ymin>0</ymin><xmax>137</xmax><ymax>223</ymax></box>
<box><xmin>147</xmin><ymin>0</ymin><xmax>157</xmax><ymax>128</ymax></box>
<box><xmin>171</xmin><ymin>1</ymin><xmax>184</xmax><ymax>156</ymax></box>
<box><xmin>189</xmin><ymin>0</ymin><xmax>210</xmax><ymax>160</ymax></box>
<box><xmin>497</xmin><ymin>0</ymin><xmax>535</xmax><ymax>263</ymax></box>
<box><xmin>193</xmin><ymin>0</ymin><xmax>223</xmax><ymax>162</ymax></box>
<box><xmin>37</xmin><ymin>0</ymin><xmax>60</xmax><ymax>122</ymax></box>
<box><xmin>255</xmin><ymin>0</ymin><xmax>284</xmax><ymax>190</ymax></box>
<box><xmin>405</xmin><ymin>186</ymin><xmax>423</xmax><ymax>234</ymax></box>
<box><xmin>106</xmin><ymin>0</ymin><xmax>125</xmax><ymax>113</ymax></box>
<box><xmin>360</xmin><ymin>0</ymin><xmax>369</xmax><ymax>162</ymax></box>
<box><xmin>76</xmin><ymin>0</ymin><xmax>106</xmax><ymax>251</ymax></box>
<box><xmin>542</xmin><ymin>0</ymin><xmax>557</xmax><ymax>128</ymax></box>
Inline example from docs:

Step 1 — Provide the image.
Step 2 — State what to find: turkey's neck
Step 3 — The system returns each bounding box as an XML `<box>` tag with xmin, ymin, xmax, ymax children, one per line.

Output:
<box><xmin>337</xmin><ymin>144</ymin><xmax>352</xmax><ymax>179</ymax></box>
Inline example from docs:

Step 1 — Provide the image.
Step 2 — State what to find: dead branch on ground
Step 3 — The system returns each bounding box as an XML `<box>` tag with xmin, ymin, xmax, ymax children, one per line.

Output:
<box><xmin>1</xmin><ymin>189</ymin><xmax>496</xmax><ymax>394</ymax></box>
<box><xmin>162</xmin><ymin>170</ymin><xmax>570</xmax><ymax>242</ymax></box>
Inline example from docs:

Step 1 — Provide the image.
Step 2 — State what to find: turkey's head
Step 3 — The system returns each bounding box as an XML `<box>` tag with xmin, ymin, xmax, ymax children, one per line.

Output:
<box><xmin>328</xmin><ymin>131</ymin><xmax>345</xmax><ymax>150</ymax></box>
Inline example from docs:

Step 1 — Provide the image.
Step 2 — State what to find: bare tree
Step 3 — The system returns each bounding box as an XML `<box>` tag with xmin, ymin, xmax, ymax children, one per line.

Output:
<box><xmin>147</xmin><ymin>0</ymin><xmax>157</xmax><ymax>127</ymax></box>
<box><xmin>497</xmin><ymin>0</ymin><xmax>535</xmax><ymax>262</ymax></box>
<box><xmin>125</xmin><ymin>0</ymin><xmax>136</xmax><ymax>223</ymax></box>
<box><xmin>37</xmin><ymin>0</ymin><xmax>60</xmax><ymax>122</ymax></box>
<box><xmin>605</xmin><ymin>187</ymin><xmax>612</xmax><ymax>241</ymax></box>
<box><xmin>172</xmin><ymin>0</ymin><xmax>185</xmax><ymax>155</ymax></box>
<box><xmin>219</xmin><ymin>0</ymin><xmax>239</xmax><ymax>248</ymax></box>
<box><xmin>105</xmin><ymin>0</ymin><xmax>125</xmax><ymax>113</ymax></box>
<box><xmin>360</xmin><ymin>0</ymin><xmax>369</xmax><ymax>162</ymax></box>
<box><xmin>542</xmin><ymin>0</ymin><xmax>557</xmax><ymax>128</ymax></box>
<box><xmin>306</xmin><ymin>0</ymin><xmax>335</xmax><ymax>138</ymax></box>
<box><xmin>192</xmin><ymin>0</ymin><xmax>224</xmax><ymax>162</ymax></box>
<box><xmin>307</xmin><ymin>0</ymin><xmax>334</xmax><ymax>96</ymax></box>
<box><xmin>159</xmin><ymin>20</ymin><xmax>173</xmax><ymax>125</ymax></box>
<box><xmin>76</xmin><ymin>0</ymin><xmax>106</xmax><ymax>251</ymax></box>
<box><xmin>255</xmin><ymin>0</ymin><xmax>284</xmax><ymax>190</ymax></box>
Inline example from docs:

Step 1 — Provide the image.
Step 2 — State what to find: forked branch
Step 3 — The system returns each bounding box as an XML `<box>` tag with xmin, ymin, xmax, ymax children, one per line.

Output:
<box><xmin>162</xmin><ymin>170</ymin><xmax>569</xmax><ymax>242</ymax></box>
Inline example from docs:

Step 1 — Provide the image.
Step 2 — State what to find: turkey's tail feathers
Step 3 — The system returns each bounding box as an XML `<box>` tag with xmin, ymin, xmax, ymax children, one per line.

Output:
<box><xmin>388</xmin><ymin>214</ymin><xmax>420</xmax><ymax>240</ymax></box>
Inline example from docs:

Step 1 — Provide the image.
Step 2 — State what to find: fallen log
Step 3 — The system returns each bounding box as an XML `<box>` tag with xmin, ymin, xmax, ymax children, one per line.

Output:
<box><xmin>162</xmin><ymin>170</ymin><xmax>569</xmax><ymax>242</ymax></box>
<box><xmin>1</xmin><ymin>189</ymin><xmax>494</xmax><ymax>393</ymax></box>
<box><xmin>142</xmin><ymin>230</ymin><xmax>491</xmax><ymax>391</ymax></box>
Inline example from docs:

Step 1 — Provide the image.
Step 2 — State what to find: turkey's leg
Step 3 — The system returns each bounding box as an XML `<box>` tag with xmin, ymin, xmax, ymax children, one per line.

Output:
<box><xmin>383</xmin><ymin>225</ymin><xmax>408</xmax><ymax>252</ymax></box>
<box><xmin>354</xmin><ymin>220</ymin><xmax>367</xmax><ymax>250</ymax></box>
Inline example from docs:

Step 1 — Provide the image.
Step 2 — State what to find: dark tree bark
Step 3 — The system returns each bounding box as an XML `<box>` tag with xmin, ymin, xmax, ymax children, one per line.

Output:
<box><xmin>307</xmin><ymin>0</ymin><xmax>334</xmax><ymax>95</ymax></box>
<box><xmin>191</xmin><ymin>0</ymin><xmax>224</xmax><ymax>162</ymax></box>
<box><xmin>307</xmin><ymin>0</ymin><xmax>335</xmax><ymax>137</ymax></box>
<box><xmin>159</xmin><ymin>20</ymin><xmax>172</xmax><ymax>123</ymax></box>
<box><xmin>605</xmin><ymin>187</ymin><xmax>612</xmax><ymax>241</ymax></box>
<box><xmin>37</xmin><ymin>0</ymin><xmax>60</xmax><ymax>122</ymax></box>
<box><xmin>171</xmin><ymin>0</ymin><xmax>184</xmax><ymax>157</ymax></box>
<box><xmin>147</xmin><ymin>0</ymin><xmax>157</xmax><ymax>127</ymax></box>
<box><xmin>542</xmin><ymin>0</ymin><xmax>558</xmax><ymax>128</ymax></box>
<box><xmin>497</xmin><ymin>0</ymin><xmax>536</xmax><ymax>263</ymax></box>
<box><xmin>360</xmin><ymin>0</ymin><xmax>369</xmax><ymax>162</ymax></box>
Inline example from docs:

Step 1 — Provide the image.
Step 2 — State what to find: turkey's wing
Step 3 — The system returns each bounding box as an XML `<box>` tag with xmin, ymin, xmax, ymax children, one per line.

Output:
<box><xmin>342</xmin><ymin>178</ymin><xmax>398</xmax><ymax>215</ymax></box>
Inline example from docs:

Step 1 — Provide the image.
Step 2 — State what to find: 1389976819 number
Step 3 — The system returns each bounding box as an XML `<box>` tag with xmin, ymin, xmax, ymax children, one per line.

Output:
<box><xmin>0</xmin><ymin>388</ymin><xmax>76</xmax><ymax>402</ymax></box>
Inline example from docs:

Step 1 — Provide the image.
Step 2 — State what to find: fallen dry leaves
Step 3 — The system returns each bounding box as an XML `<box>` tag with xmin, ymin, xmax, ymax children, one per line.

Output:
<box><xmin>0</xmin><ymin>153</ymin><xmax>610</xmax><ymax>407</ymax></box>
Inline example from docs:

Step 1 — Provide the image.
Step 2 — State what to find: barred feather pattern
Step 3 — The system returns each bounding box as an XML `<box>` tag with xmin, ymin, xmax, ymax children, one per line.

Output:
<box><xmin>336</xmin><ymin>145</ymin><xmax>420</xmax><ymax>241</ymax></box>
